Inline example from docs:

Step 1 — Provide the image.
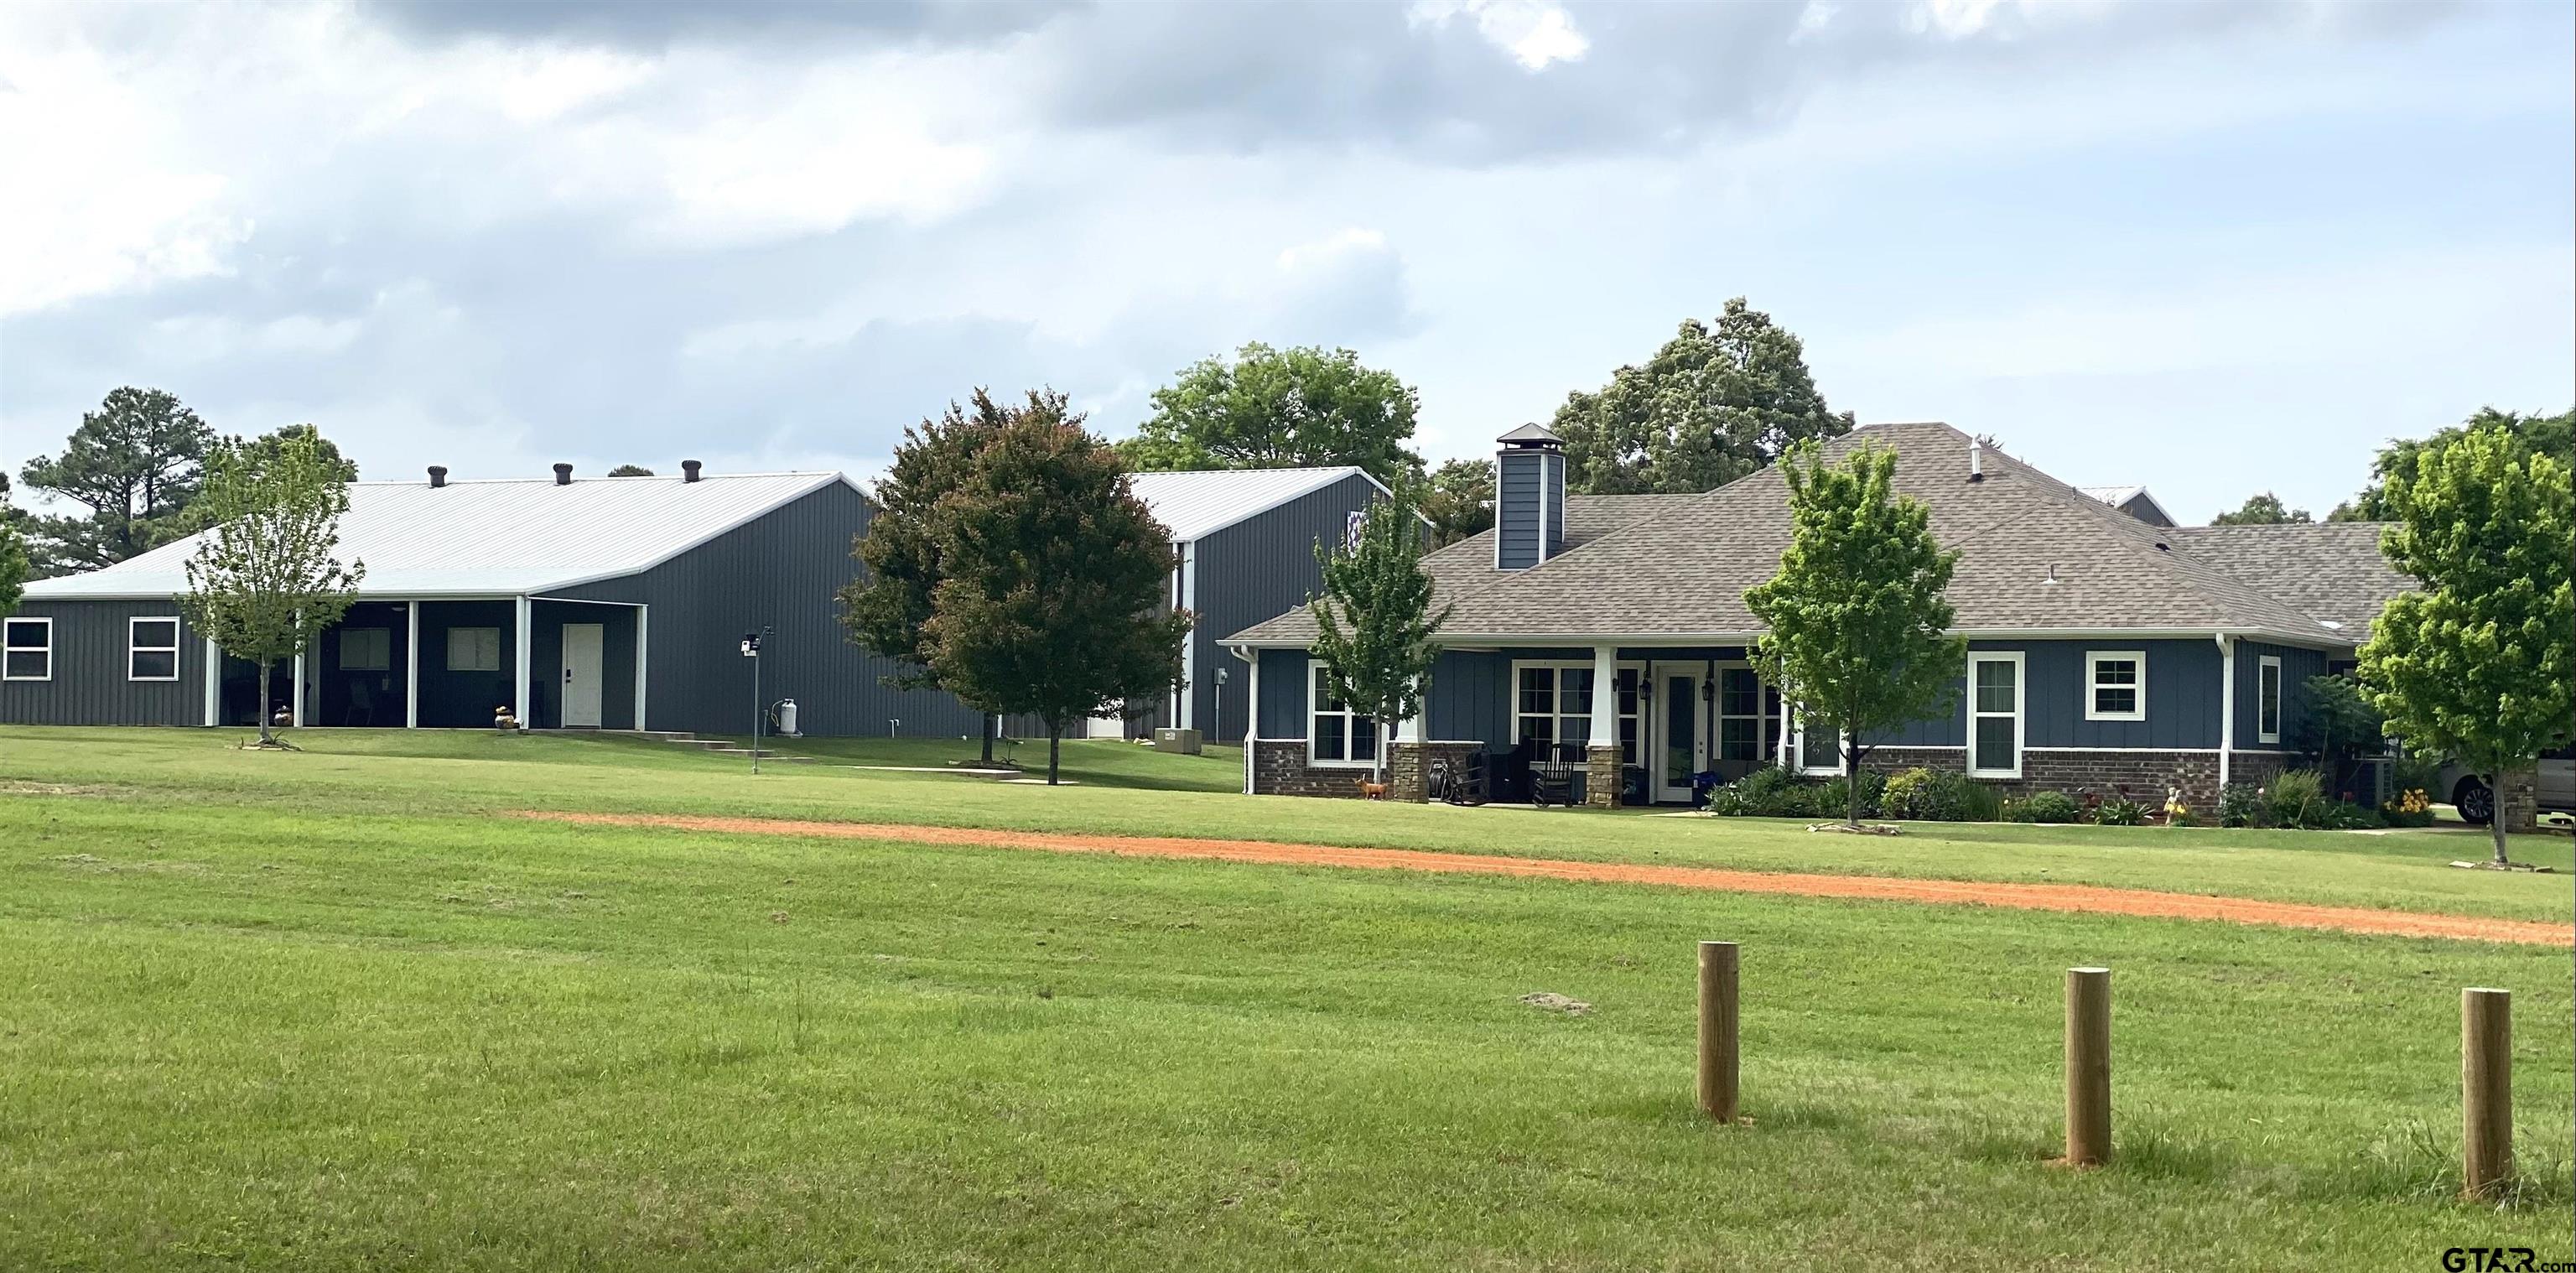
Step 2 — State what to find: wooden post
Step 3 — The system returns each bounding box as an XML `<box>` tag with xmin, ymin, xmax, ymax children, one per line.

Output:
<box><xmin>2064</xmin><ymin>967</ymin><xmax>2111</xmax><ymax>1166</ymax></box>
<box><xmin>2463</xmin><ymin>987</ymin><xmax>2512</xmax><ymax>1198</ymax></box>
<box><xmin>1697</xmin><ymin>941</ymin><xmax>1739</xmax><ymax>1122</ymax></box>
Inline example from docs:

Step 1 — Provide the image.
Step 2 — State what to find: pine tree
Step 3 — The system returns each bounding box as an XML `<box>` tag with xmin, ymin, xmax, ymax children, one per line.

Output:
<box><xmin>1745</xmin><ymin>441</ymin><xmax>1964</xmax><ymax>826</ymax></box>
<box><xmin>1308</xmin><ymin>485</ymin><xmax>1452</xmax><ymax>784</ymax></box>
<box><xmin>177</xmin><ymin>432</ymin><xmax>366</xmax><ymax>747</ymax></box>
<box><xmin>920</xmin><ymin>393</ymin><xmax>1192</xmax><ymax>784</ymax></box>
<box><xmin>19</xmin><ymin>387</ymin><xmax>215</xmax><ymax>575</ymax></box>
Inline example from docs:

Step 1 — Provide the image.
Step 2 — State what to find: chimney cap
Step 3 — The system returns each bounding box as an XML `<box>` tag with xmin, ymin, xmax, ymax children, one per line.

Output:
<box><xmin>1496</xmin><ymin>423</ymin><xmax>1564</xmax><ymax>450</ymax></box>
<box><xmin>681</xmin><ymin>459</ymin><xmax>704</xmax><ymax>483</ymax></box>
<box><xmin>553</xmin><ymin>463</ymin><xmax>574</xmax><ymax>486</ymax></box>
<box><xmin>427</xmin><ymin>465</ymin><xmax>448</xmax><ymax>489</ymax></box>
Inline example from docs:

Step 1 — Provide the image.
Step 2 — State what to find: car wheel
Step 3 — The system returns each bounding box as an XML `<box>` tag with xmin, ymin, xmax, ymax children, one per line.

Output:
<box><xmin>2454</xmin><ymin>778</ymin><xmax>2494</xmax><ymax>826</ymax></box>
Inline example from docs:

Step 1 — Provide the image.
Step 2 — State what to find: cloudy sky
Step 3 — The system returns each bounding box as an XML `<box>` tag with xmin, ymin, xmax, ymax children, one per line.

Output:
<box><xmin>2</xmin><ymin>0</ymin><xmax>2568</xmax><ymax>522</ymax></box>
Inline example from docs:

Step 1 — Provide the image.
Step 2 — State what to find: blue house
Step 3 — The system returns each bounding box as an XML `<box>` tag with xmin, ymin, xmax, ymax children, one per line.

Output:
<box><xmin>1224</xmin><ymin>422</ymin><xmax>2412</xmax><ymax>806</ymax></box>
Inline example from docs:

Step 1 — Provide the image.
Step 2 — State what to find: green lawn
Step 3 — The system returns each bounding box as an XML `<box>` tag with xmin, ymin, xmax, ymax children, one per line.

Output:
<box><xmin>1</xmin><ymin>726</ymin><xmax>2571</xmax><ymax>1270</ymax></box>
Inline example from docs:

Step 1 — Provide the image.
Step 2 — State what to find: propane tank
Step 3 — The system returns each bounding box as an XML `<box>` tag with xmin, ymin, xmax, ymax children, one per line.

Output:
<box><xmin>772</xmin><ymin>698</ymin><xmax>799</xmax><ymax>737</ymax></box>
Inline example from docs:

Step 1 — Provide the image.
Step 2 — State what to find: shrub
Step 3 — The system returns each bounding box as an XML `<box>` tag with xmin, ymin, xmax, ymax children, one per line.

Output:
<box><xmin>1883</xmin><ymin>767</ymin><xmax>1966</xmax><ymax>821</ymax></box>
<box><xmin>1701</xmin><ymin>785</ymin><xmax>1747</xmax><ymax>816</ymax></box>
<box><xmin>2218</xmin><ymin>782</ymin><xmax>2267</xmax><ymax>828</ymax></box>
<box><xmin>1815</xmin><ymin>770</ymin><xmax>1887</xmax><ymax>820</ymax></box>
<box><xmin>2092</xmin><ymin>798</ymin><xmax>2148</xmax><ymax>826</ymax></box>
<box><xmin>2007</xmin><ymin>790</ymin><xmax>2082</xmax><ymax>824</ymax></box>
<box><xmin>2267</xmin><ymin>768</ymin><xmax>2329</xmax><ymax>829</ymax></box>
<box><xmin>1956</xmin><ymin>779</ymin><xmax>2006</xmax><ymax>824</ymax></box>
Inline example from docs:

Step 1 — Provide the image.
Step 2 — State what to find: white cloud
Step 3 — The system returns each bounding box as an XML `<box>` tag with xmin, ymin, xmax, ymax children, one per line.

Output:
<box><xmin>1407</xmin><ymin>0</ymin><xmax>1589</xmax><ymax>70</ymax></box>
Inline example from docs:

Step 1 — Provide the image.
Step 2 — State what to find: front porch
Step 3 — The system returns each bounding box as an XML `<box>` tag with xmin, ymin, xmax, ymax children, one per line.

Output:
<box><xmin>226</xmin><ymin>597</ymin><xmax>649</xmax><ymax>731</ymax></box>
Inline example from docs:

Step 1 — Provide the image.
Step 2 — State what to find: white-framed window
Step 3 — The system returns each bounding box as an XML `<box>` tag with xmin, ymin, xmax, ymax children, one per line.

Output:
<box><xmin>447</xmin><ymin>626</ymin><xmax>502</xmax><ymax>673</ymax></box>
<box><xmin>127</xmin><ymin>616</ymin><xmax>181</xmax><ymax>682</ymax></box>
<box><xmin>340</xmin><ymin>628</ymin><xmax>392</xmax><ymax>672</ymax></box>
<box><xmin>2085</xmin><ymin>650</ymin><xmax>2146</xmax><ymax>722</ymax></box>
<box><xmin>1968</xmin><ymin>651</ymin><xmax>2024</xmax><ymax>778</ymax></box>
<box><xmin>1790</xmin><ymin>710</ymin><xmax>1846</xmax><ymax>775</ymax></box>
<box><xmin>1513</xmin><ymin>662</ymin><xmax>1597</xmax><ymax>756</ymax></box>
<box><xmin>4</xmin><ymin>616</ymin><xmax>53</xmax><ymax>682</ymax></box>
<box><xmin>2256</xmin><ymin>654</ymin><xmax>2282</xmax><ymax>744</ymax></box>
<box><xmin>1307</xmin><ymin>665</ymin><xmax>1378</xmax><ymax>766</ymax></box>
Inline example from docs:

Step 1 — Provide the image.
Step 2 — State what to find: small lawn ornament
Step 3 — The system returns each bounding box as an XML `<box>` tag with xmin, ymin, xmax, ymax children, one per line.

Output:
<box><xmin>2162</xmin><ymin>782</ymin><xmax>2189</xmax><ymax>826</ymax></box>
<box><xmin>494</xmin><ymin>704</ymin><xmax>520</xmax><ymax>733</ymax></box>
<box><xmin>270</xmin><ymin>707</ymin><xmax>293</xmax><ymax>730</ymax></box>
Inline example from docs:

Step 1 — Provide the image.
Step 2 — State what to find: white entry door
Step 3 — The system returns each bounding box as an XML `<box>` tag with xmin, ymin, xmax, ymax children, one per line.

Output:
<box><xmin>560</xmin><ymin>623</ymin><xmax>604</xmax><ymax>727</ymax></box>
<box><xmin>1652</xmin><ymin>667</ymin><xmax>1704</xmax><ymax>803</ymax></box>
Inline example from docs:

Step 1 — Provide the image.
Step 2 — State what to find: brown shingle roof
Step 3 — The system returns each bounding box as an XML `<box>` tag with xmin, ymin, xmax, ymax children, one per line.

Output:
<box><xmin>2165</xmin><ymin>522</ymin><xmax>2413</xmax><ymax>636</ymax></box>
<box><xmin>1230</xmin><ymin>422</ymin><xmax>2386</xmax><ymax>647</ymax></box>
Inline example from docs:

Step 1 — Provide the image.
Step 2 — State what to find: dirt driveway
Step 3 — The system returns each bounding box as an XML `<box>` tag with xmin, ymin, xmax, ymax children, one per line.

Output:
<box><xmin>514</xmin><ymin>810</ymin><xmax>2569</xmax><ymax>946</ymax></box>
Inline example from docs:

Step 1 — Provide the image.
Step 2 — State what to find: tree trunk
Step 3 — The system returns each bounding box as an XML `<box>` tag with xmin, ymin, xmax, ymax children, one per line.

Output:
<box><xmin>1047</xmin><ymin>728</ymin><xmax>1062</xmax><ymax>786</ymax></box>
<box><xmin>1843</xmin><ymin>731</ymin><xmax>1862</xmax><ymax>827</ymax></box>
<box><xmin>980</xmin><ymin>714</ymin><xmax>995</xmax><ymax>766</ymax></box>
<box><xmin>256</xmin><ymin>662</ymin><xmax>274</xmax><ymax>746</ymax></box>
<box><xmin>2487</xmin><ymin>771</ymin><xmax>2510</xmax><ymax>866</ymax></box>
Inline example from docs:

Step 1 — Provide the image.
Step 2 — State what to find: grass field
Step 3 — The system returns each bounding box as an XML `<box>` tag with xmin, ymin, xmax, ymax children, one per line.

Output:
<box><xmin>3</xmin><ymin>725</ymin><xmax>2571</xmax><ymax>1270</ymax></box>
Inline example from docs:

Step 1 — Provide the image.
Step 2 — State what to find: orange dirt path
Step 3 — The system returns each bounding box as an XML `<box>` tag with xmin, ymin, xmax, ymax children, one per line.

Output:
<box><xmin>512</xmin><ymin>810</ymin><xmax>2570</xmax><ymax>946</ymax></box>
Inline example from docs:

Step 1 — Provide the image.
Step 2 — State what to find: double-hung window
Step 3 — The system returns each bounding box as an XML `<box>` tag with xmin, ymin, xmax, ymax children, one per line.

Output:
<box><xmin>128</xmin><ymin>616</ymin><xmax>181</xmax><ymax>682</ymax></box>
<box><xmin>2085</xmin><ymin>650</ymin><xmax>2145</xmax><ymax>721</ymax></box>
<box><xmin>2256</xmin><ymin>655</ymin><xmax>2283</xmax><ymax>744</ymax></box>
<box><xmin>1309</xmin><ymin>666</ymin><xmax>1377</xmax><ymax>766</ymax></box>
<box><xmin>1968</xmin><ymin>651</ymin><xmax>2024</xmax><ymax>778</ymax></box>
<box><xmin>3</xmin><ymin>617</ymin><xmax>52</xmax><ymax>682</ymax></box>
<box><xmin>1514</xmin><ymin>663</ymin><xmax>1595</xmax><ymax>756</ymax></box>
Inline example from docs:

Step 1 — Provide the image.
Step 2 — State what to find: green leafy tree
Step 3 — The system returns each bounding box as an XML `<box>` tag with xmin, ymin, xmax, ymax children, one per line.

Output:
<box><xmin>19</xmin><ymin>387</ymin><xmax>216</xmax><ymax>576</ymax></box>
<box><xmin>921</xmin><ymin>392</ymin><xmax>1192</xmax><ymax>785</ymax></box>
<box><xmin>1554</xmin><ymin>298</ymin><xmax>1853</xmax><ymax>496</ymax></box>
<box><xmin>2293</xmin><ymin>673</ymin><xmax>2385</xmax><ymax>783</ymax></box>
<box><xmin>1418</xmin><ymin>457</ymin><xmax>1493</xmax><ymax>548</ymax></box>
<box><xmin>1746</xmin><ymin>441</ymin><xmax>1965</xmax><ymax>826</ymax></box>
<box><xmin>1119</xmin><ymin>343</ymin><xmax>1424</xmax><ymax>487</ymax></box>
<box><xmin>2331</xmin><ymin>407</ymin><xmax>2573</xmax><ymax>521</ymax></box>
<box><xmin>166</xmin><ymin>425</ymin><xmax>360</xmax><ymax>537</ymax></box>
<box><xmin>2359</xmin><ymin>425</ymin><xmax>2574</xmax><ymax>864</ymax></box>
<box><xmin>840</xmin><ymin>392</ymin><xmax>1015</xmax><ymax>762</ymax></box>
<box><xmin>605</xmin><ymin>465</ymin><xmax>656</xmax><ymax>477</ymax></box>
<box><xmin>0</xmin><ymin>476</ymin><xmax>26</xmax><ymax>618</ymax></box>
<box><xmin>1307</xmin><ymin>485</ymin><xmax>1454</xmax><ymax>784</ymax></box>
<box><xmin>177</xmin><ymin>431</ymin><xmax>368</xmax><ymax>748</ymax></box>
<box><xmin>2211</xmin><ymin>492</ymin><xmax>2311</xmax><ymax>525</ymax></box>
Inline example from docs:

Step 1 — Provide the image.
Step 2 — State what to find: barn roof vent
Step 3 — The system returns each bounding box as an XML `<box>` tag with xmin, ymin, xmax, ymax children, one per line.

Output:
<box><xmin>427</xmin><ymin>465</ymin><xmax>448</xmax><ymax>489</ymax></box>
<box><xmin>682</xmin><ymin>460</ymin><xmax>704</xmax><ymax>483</ymax></box>
<box><xmin>553</xmin><ymin>463</ymin><xmax>574</xmax><ymax>486</ymax></box>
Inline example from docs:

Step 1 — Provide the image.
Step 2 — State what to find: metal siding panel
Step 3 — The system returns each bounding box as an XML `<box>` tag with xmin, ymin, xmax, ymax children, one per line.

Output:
<box><xmin>610</xmin><ymin>483</ymin><xmax>994</xmax><ymax>739</ymax></box>
<box><xmin>1961</xmin><ymin>638</ymin><xmax>2225</xmax><ymax>749</ymax></box>
<box><xmin>1542</xmin><ymin>454</ymin><xmax>1565</xmax><ymax>558</ymax></box>
<box><xmin>1190</xmin><ymin>473</ymin><xmax>1378</xmax><ymax>742</ymax></box>
<box><xmin>0</xmin><ymin>600</ymin><xmax>204</xmax><ymax>726</ymax></box>
<box><xmin>1425</xmin><ymin>649</ymin><xmax>1508</xmax><ymax>745</ymax></box>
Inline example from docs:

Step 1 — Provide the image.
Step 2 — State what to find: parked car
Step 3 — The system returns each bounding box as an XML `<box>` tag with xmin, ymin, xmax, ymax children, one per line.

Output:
<box><xmin>2438</xmin><ymin>746</ymin><xmax>2576</xmax><ymax>824</ymax></box>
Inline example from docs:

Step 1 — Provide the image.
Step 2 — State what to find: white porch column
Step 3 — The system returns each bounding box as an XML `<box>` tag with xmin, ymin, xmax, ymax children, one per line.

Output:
<box><xmin>290</xmin><ymin>616</ymin><xmax>305</xmax><ymax>729</ymax></box>
<box><xmin>201</xmin><ymin>637</ymin><xmax>220</xmax><ymax>726</ymax></box>
<box><xmin>1176</xmin><ymin>541</ymin><xmax>1197</xmax><ymax>731</ymax></box>
<box><xmin>1587</xmin><ymin>644</ymin><xmax>1618</xmax><ymax>749</ymax></box>
<box><xmin>634</xmin><ymin>605</ymin><xmax>650</xmax><ymax>731</ymax></box>
<box><xmin>513</xmin><ymin>595</ymin><xmax>533</xmax><ymax>730</ymax></box>
<box><xmin>1241</xmin><ymin>648</ymin><xmax>1259</xmax><ymax>796</ymax></box>
<box><xmin>2215</xmin><ymin>634</ymin><xmax>2236</xmax><ymax>790</ymax></box>
<box><xmin>405</xmin><ymin>601</ymin><xmax>420</xmax><ymax>729</ymax></box>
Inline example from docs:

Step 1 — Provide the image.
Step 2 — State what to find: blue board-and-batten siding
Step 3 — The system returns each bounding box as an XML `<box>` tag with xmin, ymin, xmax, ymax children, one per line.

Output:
<box><xmin>1188</xmin><ymin>473</ymin><xmax>1381</xmax><ymax>742</ymax></box>
<box><xmin>1495</xmin><ymin>451</ymin><xmax>1542</xmax><ymax>570</ymax></box>
<box><xmin>0</xmin><ymin>600</ymin><xmax>208</xmax><ymax>726</ymax></box>
<box><xmin>1255</xmin><ymin>637</ymin><xmax>2345</xmax><ymax>755</ymax></box>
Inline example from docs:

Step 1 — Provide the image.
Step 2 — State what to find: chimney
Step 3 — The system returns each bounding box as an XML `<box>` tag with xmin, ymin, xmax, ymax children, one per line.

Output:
<box><xmin>427</xmin><ymin>465</ymin><xmax>448</xmax><ymax>489</ymax></box>
<box><xmin>1968</xmin><ymin>438</ymin><xmax>1985</xmax><ymax>483</ymax></box>
<box><xmin>1493</xmin><ymin>423</ymin><xmax>1567</xmax><ymax>569</ymax></box>
<box><xmin>682</xmin><ymin>460</ymin><xmax>704</xmax><ymax>484</ymax></box>
<box><xmin>553</xmin><ymin>463</ymin><xmax>574</xmax><ymax>486</ymax></box>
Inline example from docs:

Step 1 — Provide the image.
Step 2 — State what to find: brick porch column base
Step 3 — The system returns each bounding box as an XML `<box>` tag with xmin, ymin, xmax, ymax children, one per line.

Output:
<box><xmin>2500</xmin><ymin>767</ymin><xmax>2540</xmax><ymax>833</ymax></box>
<box><xmin>1585</xmin><ymin>746</ymin><xmax>1622</xmax><ymax>808</ymax></box>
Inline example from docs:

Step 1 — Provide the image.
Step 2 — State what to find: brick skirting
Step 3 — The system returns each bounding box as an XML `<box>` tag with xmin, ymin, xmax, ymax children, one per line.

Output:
<box><xmin>1252</xmin><ymin>739</ymin><xmax>1384</xmax><ymax>798</ymax></box>
<box><xmin>1389</xmin><ymin>741</ymin><xmax>1483</xmax><ymax>803</ymax></box>
<box><xmin>1857</xmin><ymin>747</ymin><xmax>2302</xmax><ymax>812</ymax></box>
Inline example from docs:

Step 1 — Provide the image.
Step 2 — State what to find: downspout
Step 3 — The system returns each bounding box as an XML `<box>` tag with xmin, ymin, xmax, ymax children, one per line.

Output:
<box><xmin>2215</xmin><ymin>633</ymin><xmax>2236</xmax><ymax>792</ymax></box>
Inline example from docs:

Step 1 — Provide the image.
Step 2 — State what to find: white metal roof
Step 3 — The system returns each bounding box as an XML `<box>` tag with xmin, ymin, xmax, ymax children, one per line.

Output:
<box><xmin>24</xmin><ymin>470</ymin><xmax>855</xmax><ymax>600</ymax></box>
<box><xmin>1126</xmin><ymin>466</ymin><xmax>1384</xmax><ymax>542</ymax></box>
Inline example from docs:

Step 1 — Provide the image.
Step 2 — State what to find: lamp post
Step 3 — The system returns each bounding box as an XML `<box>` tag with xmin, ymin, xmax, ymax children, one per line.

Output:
<box><xmin>741</xmin><ymin>626</ymin><xmax>771</xmax><ymax>774</ymax></box>
<box><xmin>1214</xmin><ymin>665</ymin><xmax>1229</xmax><ymax>745</ymax></box>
